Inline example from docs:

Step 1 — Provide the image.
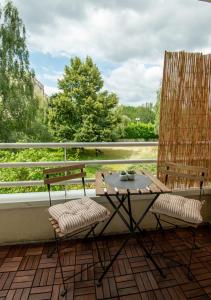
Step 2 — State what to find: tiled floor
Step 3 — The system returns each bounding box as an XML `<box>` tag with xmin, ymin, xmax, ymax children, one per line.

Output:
<box><xmin>1</xmin><ymin>227</ymin><xmax>211</xmax><ymax>299</ymax></box>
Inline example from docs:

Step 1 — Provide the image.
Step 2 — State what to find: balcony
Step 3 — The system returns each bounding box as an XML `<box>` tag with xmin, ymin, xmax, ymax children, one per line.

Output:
<box><xmin>0</xmin><ymin>142</ymin><xmax>211</xmax><ymax>299</ymax></box>
<box><xmin>0</xmin><ymin>142</ymin><xmax>211</xmax><ymax>244</ymax></box>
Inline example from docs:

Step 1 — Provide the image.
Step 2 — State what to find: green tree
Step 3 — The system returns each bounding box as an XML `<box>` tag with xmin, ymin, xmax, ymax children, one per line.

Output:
<box><xmin>154</xmin><ymin>90</ymin><xmax>160</xmax><ymax>135</ymax></box>
<box><xmin>123</xmin><ymin>122</ymin><xmax>158</xmax><ymax>140</ymax></box>
<box><xmin>0</xmin><ymin>1</ymin><xmax>38</xmax><ymax>142</ymax></box>
<box><xmin>49</xmin><ymin>56</ymin><xmax>120</xmax><ymax>142</ymax></box>
<box><xmin>120</xmin><ymin>103</ymin><xmax>156</xmax><ymax>124</ymax></box>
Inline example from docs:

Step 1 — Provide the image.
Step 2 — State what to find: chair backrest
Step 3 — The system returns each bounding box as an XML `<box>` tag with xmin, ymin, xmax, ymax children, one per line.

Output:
<box><xmin>43</xmin><ymin>163</ymin><xmax>86</xmax><ymax>206</ymax></box>
<box><xmin>163</xmin><ymin>163</ymin><xmax>208</xmax><ymax>200</ymax></box>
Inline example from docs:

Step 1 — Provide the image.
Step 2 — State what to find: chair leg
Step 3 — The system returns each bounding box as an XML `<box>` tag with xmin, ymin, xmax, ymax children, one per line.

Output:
<box><xmin>148</xmin><ymin>214</ymin><xmax>163</xmax><ymax>254</ymax></box>
<box><xmin>91</xmin><ymin>227</ymin><xmax>105</xmax><ymax>272</ymax></box>
<box><xmin>154</xmin><ymin>214</ymin><xmax>165</xmax><ymax>235</ymax></box>
<box><xmin>187</xmin><ymin>228</ymin><xmax>196</xmax><ymax>280</ymax></box>
<box><xmin>84</xmin><ymin>223</ymin><xmax>98</xmax><ymax>240</ymax></box>
<box><xmin>55</xmin><ymin>235</ymin><xmax>67</xmax><ymax>296</ymax></box>
<box><xmin>47</xmin><ymin>244</ymin><xmax>56</xmax><ymax>258</ymax></box>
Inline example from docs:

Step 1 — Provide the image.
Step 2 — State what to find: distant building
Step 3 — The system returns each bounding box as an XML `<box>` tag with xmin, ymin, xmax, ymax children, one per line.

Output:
<box><xmin>34</xmin><ymin>78</ymin><xmax>47</xmax><ymax>100</ymax></box>
<box><xmin>34</xmin><ymin>78</ymin><xmax>48</xmax><ymax>120</ymax></box>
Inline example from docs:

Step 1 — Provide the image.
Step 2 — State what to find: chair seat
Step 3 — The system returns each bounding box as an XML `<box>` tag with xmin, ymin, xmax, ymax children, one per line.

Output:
<box><xmin>48</xmin><ymin>196</ymin><xmax>110</xmax><ymax>235</ymax></box>
<box><xmin>150</xmin><ymin>194</ymin><xmax>204</xmax><ymax>224</ymax></box>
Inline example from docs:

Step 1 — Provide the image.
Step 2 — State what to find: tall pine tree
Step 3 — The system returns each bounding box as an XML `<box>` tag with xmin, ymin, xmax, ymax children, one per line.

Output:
<box><xmin>0</xmin><ymin>1</ymin><xmax>37</xmax><ymax>141</ymax></box>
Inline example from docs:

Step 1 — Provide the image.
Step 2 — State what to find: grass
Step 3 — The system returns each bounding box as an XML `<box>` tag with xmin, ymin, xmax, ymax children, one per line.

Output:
<box><xmin>0</xmin><ymin>146</ymin><xmax>158</xmax><ymax>193</ymax></box>
<box><xmin>73</xmin><ymin>146</ymin><xmax>157</xmax><ymax>176</ymax></box>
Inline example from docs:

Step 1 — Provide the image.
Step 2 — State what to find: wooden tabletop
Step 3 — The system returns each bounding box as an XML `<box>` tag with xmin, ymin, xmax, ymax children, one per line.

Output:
<box><xmin>95</xmin><ymin>171</ymin><xmax>171</xmax><ymax>196</ymax></box>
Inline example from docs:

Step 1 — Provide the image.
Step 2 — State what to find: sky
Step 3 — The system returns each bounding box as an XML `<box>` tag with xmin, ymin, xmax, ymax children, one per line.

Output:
<box><xmin>9</xmin><ymin>0</ymin><xmax>211</xmax><ymax>105</ymax></box>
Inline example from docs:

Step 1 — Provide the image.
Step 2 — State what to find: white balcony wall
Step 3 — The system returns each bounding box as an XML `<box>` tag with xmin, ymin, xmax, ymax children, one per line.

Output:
<box><xmin>0</xmin><ymin>189</ymin><xmax>211</xmax><ymax>245</ymax></box>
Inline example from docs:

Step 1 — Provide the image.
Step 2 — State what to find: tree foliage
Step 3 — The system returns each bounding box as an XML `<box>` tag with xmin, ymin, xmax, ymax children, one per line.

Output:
<box><xmin>123</xmin><ymin>122</ymin><xmax>158</xmax><ymax>140</ymax></box>
<box><xmin>0</xmin><ymin>1</ymin><xmax>39</xmax><ymax>142</ymax></box>
<box><xmin>154</xmin><ymin>90</ymin><xmax>160</xmax><ymax>135</ymax></box>
<box><xmin>120</xmin><ymin>103</ymin><xmax>156</xmax><ymax>124</ymax></box>
<box><xmin>0</xmin><ymin>148</ymin><xmax>76</xmax><ymax>193</ymax></box>
<box><xmin>49</xmin><ymin>56</ymin><xmax>120</xmax><ymax>142</ymax></box>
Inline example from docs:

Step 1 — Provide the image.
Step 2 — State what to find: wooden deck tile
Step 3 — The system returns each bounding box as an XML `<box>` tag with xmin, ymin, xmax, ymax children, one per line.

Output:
<box><xmin>0</xmin><ymin>257</ymin><xmax>22</xmax><ymax>273</ymax></box>
<box><xmin>0</xmin><ymin>226</ymin><xmax>211</xmax><ymax>299</ymax></box>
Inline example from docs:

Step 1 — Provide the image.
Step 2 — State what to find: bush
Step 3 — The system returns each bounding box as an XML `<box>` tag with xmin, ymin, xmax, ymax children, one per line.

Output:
<box><xmin>0</xmin><ymin>148</ymin><xmax>77</xmax><ymax>193</ymax></box>
<box><xmin>123</xmin><ymin>122</ymin><xmax>158</xmax><ymax>140</ymax></box>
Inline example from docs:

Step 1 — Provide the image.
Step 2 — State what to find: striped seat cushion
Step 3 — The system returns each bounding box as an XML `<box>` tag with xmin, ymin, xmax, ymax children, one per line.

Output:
<box><xmin>150</xmin><ymin>194</ymin><xmax>204</xmax><ymax>224</ymax></box>
<box><xmin>48</xmin><ymin>197</ymin><xmax>110</xmax><ymax>234</ymax></box>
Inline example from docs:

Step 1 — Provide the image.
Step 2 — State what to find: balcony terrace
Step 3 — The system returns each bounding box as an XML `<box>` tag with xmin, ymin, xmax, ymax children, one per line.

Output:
<box><xmin>0</xmin><ymin>142</ymin><xmax>211</xmax><ymax>299</ymax></box>
<box><xmin>0</xmin><ymin>142</ymin><xmax>211</xmax><ymax>244</ymax></box>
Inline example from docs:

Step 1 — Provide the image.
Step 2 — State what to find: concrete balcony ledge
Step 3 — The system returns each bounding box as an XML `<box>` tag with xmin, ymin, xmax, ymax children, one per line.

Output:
<box><xmin>0</xmin><ymin>189</ymin><xmax>98</xmax><ymax>210</ymax></box>
<box><xmin>0</xmin><ymin>188</ymin><xmax>211</xmax><ymax>245</ymax></box>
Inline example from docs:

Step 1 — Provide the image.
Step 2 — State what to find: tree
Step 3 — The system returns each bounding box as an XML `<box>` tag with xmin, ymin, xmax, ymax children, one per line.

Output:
<box><xmin>120</xmin><ymin>103</ymin><xmax>156</xmax><ymax>124</ymax></box>
<box><xmin>49</xmin><ymin>56</ymin><xmax>120</xmax><ymax>142</ymax></box>
<box><xmin>0</xmin><ymin>1</ymin><xmax>38</xmax><ymax>142</ymax></box>
<box><xmin>154</xmin><ymin>90</ymin><xmax>160</xmax><ymax>135</ymax></box>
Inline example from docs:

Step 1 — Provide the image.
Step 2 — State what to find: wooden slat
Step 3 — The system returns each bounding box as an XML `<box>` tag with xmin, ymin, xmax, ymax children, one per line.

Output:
<box><xmin>142</xmin><ymin>171</ymin><xmax>171</xmax><ymax>193</ymax></box>
<box><xmin>49</xmin><ymin>218</ymin><xmax>65</xmax><ymax>237</ymax></box>
<box><xmin>95</xmin><ymin>172</ymin><xmax>105</xmax><ymax>195</ymax></box>
<box><xmin>165</xmin><ymin>162</ymin><xmax>208</xmax><ymax>174</ymax></box>
<box><xmin>148</xmin><ymin>183</ymin><xmax>161</xmax><ymax>193</ymax></box>
<box><xmin>165</xmin><ymin>170</ymin><xmax>205</xmax><ymax>182</ymax></box>
<box><xmin>49</xmin><ymin>218</ymin><xmax>57</xmax><ymax>226</ymax></box>
<box><xmin>102</xmin><ymin>172</ymin><xmax>131</xmax><ymax>195</ymax></box>
<box><xmin>134</xmin><ymin>171</ymin><xmax>152</xmax><ymax>194</ymax></box>
<box><xmin>44</xmin><ymin>172</ymin><xmax>86</xmax><ymax>185</ymax></box>
<box><xmin>96</xmin><ymin>171</ymin><xmax>164</xmax><ymax>195</ymax></box>
<box><xmin>139</xmin><ymin>187</ymin><xmax>151</xmax><ymax>194</ymax></box>
<box><xmin>102</xmin><ymin>172</ymin><xmax>117</xmax><ymax>195</ymax></box>
<box><xmin>127</xmin><ymin>188</ymin><xmax>139</xmax><ymax>195</ymax></box>
<box><xmin>116</xmin><ymin>187</ymin><xmax>128</xmax><ymax>195</ymax></box>
<box><xmin>43</xmin><ymin>163</ymin><xmax>85</xmax><ymax>174</ymax></box>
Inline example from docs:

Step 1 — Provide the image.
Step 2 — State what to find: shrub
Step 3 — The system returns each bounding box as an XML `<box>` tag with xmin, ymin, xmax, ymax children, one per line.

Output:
<box><xmin>123</xmin><ymin>122</ymin><xmax>158</xmax><ymax>140</ymax></box>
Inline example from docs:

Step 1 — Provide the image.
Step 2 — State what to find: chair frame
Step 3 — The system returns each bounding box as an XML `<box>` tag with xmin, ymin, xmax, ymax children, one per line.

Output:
<box><xmin>43</xmin><ymin>164</ymin><xmax>105</xmax><ymax>296</ymax></box>
<box><xmin>151</xmin><ymin>162</ymin><xmax>208</xmax><ymax>279</ymax></box>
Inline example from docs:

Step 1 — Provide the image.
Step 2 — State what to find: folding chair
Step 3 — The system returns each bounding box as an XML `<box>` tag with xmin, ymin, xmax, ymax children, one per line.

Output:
<box><xmin>150</xmin><ymin>162</ymin><xmax>208</xmax><ymax>279</ymax></box>
<box><xmin>43</xmin><ymin>164</ymin><xmax>110</xmax><ymax>296</ymax></box>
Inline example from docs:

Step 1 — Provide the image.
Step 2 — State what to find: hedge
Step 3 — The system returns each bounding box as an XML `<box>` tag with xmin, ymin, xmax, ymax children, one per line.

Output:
<box><xmin>123</xmin><ymin>122</ymin><xmax>158</xmax><ymax>140</ymax></box>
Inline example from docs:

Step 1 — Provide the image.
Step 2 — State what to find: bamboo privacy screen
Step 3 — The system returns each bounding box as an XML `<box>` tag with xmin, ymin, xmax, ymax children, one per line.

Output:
<box><xmin>157</xmin><ymin>51</ymin><xmax>211</xmax><ymax>187</ymax></box>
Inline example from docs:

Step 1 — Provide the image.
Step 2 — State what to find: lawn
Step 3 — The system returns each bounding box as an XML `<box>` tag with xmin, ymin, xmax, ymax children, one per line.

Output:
<box><xmin>0</xmin><ymin>146</ymin><xmax>158</xmax><ymax>193</ymax></box>
<box><xmin>75</xmin><ymin>146</ymin><xmax>157</xmax><ymax>177</ymax></box>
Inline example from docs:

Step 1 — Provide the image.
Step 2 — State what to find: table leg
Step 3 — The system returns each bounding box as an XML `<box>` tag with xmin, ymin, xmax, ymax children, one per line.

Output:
<box><xmin>127</xmin><ymin>191</ymin><xmax>134</xmax><ymax>232</ymax></box>
<box><xmin>99</xmin><ymin>193</ymin><xmax>144</xmax><ymax>237</ymax></box>
<box><xmin>134</xmin><ymin>194</ymin><xmax>160</xmax><ymax>232</ymax></box>
<box><xmin>97</xmin><ymin>234</ymin><xmax>131</xmax><ymax>285</ymax></box>
<box><xmin>98</xmin><ymin>194</ymin><xmax>131</xmax><ymax>237</ymax></box>
<box><xmin>116</xmin><ymin>193</ymin><xmax>146</xmax><ymax>235</ymax></box>
<box><xmin>135</xmin><ymin>233</ymin><xmax>166</xmax><ymax>278</ymax></box>
<box><xmin>97</xmin><ymin>193</ymin><xmax>164</xmax><ymax>284</ymax></box>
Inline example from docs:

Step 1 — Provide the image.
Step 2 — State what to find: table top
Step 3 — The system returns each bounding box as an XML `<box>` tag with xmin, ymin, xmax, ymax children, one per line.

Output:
<box><xmin>95</xmin><ymin>171</ymin><xmax>171</xmax><ymax>196</ymax></box>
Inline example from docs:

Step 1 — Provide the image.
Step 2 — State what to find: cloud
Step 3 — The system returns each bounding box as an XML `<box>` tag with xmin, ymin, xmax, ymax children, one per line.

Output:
<box><xmin>44</xmin><ymin>86</ymin><xmax>58</xmax><ymax>96</ymax></box>
<box><xmin>9</xmin><ymin>0</ymin><xmax>211</xmax><ymax>104</ymax></box>
<box><xmin>104</xmin><ymin>60</ymin><xmax>162</xmax><ymax>105</ymax></box>
<box><xmin>42</xmin><ymin>71</ymin><xmax>63</xmax><ymax>82</ymax></box>
<box><xmin>12</xmin><ymin>0</ymin><xmax>211</xmax><ymax>64</ymax></box>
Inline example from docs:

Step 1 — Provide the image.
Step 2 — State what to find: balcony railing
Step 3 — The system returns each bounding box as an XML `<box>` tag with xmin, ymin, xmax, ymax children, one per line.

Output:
<box><xmin>0</xmin><ymin>142</ymin><xmax>158</xmax><ymax>188</ymax></box>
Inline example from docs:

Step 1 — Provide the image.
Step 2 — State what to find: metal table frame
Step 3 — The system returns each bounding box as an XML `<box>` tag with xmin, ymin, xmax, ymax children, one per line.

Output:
<box><xmin>95</xmin><ymin>171</ymin><xmax>171</xmax><ymax>285</ymax></box>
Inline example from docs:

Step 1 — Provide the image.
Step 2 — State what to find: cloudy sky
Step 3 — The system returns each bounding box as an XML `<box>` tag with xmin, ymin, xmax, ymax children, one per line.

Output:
<box><xmin>10</xmin><ymin>0</ymin><xmax>211</xmax><ymax>105</ymax></box>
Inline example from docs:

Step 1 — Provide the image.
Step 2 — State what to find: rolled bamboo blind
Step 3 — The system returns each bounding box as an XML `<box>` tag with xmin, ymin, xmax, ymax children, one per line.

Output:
<box><xmin>157</xmin><ymin>51</ymin><xmax>211</xmax><ymax>187</ymax></box>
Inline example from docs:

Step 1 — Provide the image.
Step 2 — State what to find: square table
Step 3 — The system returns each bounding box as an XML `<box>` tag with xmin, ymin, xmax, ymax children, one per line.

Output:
<box><xmin>95</xmin><ymin>170</ymin><xmax>172</xmax><ymax>285</ymax></box>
